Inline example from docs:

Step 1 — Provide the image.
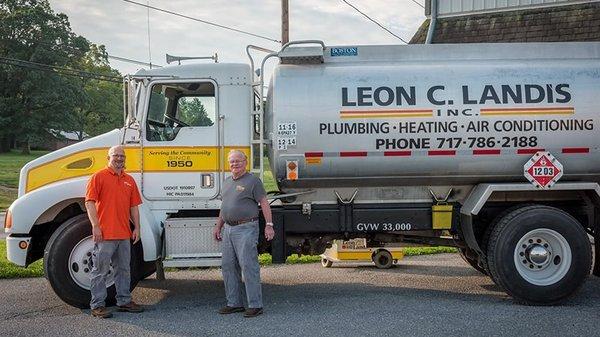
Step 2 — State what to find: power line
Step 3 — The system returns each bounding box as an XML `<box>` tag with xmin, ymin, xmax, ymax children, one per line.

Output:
<box><xmin>341</xmin><ymin>0</ymin><xmax>408</xmax><ymax>44</ymax></box>
<box><xmin>0</xmin><ymin>57</ymin><xmax>123</xmax><ymax>83</ymax></box>
<box><xmin>12</xmin><ymin>40</ymin><xmax>163</xmax><ymax>69</ymax></box>
<box><xmin>120</xmin><ymin>0</ymin><xmax>281</xmax><ymax>43</ymax></box>
<box><xmin>411</xmin><ymin>0</ymin><xmax>425</xmax><ymax>9</ymax></box>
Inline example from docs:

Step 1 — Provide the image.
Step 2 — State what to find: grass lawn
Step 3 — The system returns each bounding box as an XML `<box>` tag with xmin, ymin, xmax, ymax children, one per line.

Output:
<box><xmin>0</xmin><ymin>150</ymin><xmax>48</xmax><ymax>188</ymax></box>
<box><xmin>0</xmin><ymin>150</ymin><xmax>48</xmax><ymax>211</ymax></box>
<box><xmin>261</xmin><ymin>156</ymin><xmax>278</xmax><ymax>192</ymax></box>
<box><xmin>258</xmin><ymin>246</ymin><xmax>457</xmax><ymax>265</ymax></box>
<box><xmin>0</xmin><ymin>240</ymin><xmax>44</xmax><ymax>279</ymax></box>
<box><xmin>0</xmin><ymin>188</ymin><xmax>17</xmax><ymax>211</ymax></box>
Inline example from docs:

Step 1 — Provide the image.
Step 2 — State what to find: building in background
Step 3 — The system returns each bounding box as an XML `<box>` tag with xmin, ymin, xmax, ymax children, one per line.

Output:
<box><xmin>37</xmin><ymin>130</ymin><xmax>89</xmax><ymax>151</ymax></box>
<box><xmin>410</xmin><ymin>0</ymin><xmax>600</xmax><ymax>43</ymax></box>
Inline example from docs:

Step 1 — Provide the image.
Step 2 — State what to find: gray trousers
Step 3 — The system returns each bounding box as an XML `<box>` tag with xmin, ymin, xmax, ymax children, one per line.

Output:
<box><xmin>221</xmin><ymin>221</ymin><xmax>263</xmax><ymax>308</ymax></box>
<box><xmin>90</xmin><ymin>239</ymin><xmax>132</xmax><ymax>309</ymax></box>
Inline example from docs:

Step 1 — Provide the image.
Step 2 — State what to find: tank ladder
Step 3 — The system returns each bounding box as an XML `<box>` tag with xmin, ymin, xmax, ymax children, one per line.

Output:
<box><xmin>245</xmin><ymin>41</ymin><xmax>325</xmax><ymax>181</ymax></box>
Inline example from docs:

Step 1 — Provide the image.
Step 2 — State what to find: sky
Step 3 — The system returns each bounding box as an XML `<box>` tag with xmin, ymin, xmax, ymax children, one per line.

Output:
<box><xmin>48</xmin><ymin>0</ymin><xmax>427</xmax><ymax>75</ymax></box>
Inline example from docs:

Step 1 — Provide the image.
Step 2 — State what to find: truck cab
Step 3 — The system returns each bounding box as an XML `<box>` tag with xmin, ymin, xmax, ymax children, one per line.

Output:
<box><xmin>5</xmin><ymin>62</ymin><xmax>255</xmax><ymax>308</ymax></box>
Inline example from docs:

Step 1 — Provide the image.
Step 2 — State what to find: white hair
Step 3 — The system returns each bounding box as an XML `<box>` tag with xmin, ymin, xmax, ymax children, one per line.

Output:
<box><xmin>108</xmin><ymin>145</ymin><xmax>124</xmax><ymax>156</ymax></box>
<box><xmin>227</xmin><ymin>150</ymin><xmax>247</xmax><ymax>160</ymax></box>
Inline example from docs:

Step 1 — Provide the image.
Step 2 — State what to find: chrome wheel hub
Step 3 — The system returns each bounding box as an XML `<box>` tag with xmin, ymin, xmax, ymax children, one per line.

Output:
<box><xmin>68</xmin><ymin>236</ymin><xmax>114</xmax><ymax>290</ymax></box>
<box><xmin>513</xmin><ymin>228</ymin><xmax>571</xmax><ymax>286</ymax></box>
<box><xmin>520</xmin><ymin>237</ymin><xmax>552</xmax><ymax>268</ymax></box>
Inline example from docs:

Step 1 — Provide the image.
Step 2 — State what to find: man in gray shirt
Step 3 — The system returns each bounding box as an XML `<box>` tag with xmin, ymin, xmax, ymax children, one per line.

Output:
<box><xmin>213</xmin><ymin>150</ymin><xmax>275</xmax><ymax>318</ymax></box>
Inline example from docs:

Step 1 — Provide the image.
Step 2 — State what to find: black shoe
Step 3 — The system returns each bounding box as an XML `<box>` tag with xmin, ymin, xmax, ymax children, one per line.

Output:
<box><xmin>243</xmin><ymin>308</ymin><xmax>263</xmax><ymax>318</ymax></box>
<box><xmin>218</xmin><ymin>306</ymin><xmax>245</xmax><ymax>314</ymax></box>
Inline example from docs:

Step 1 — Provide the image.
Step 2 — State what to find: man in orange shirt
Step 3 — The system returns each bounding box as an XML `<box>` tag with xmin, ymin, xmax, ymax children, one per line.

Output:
<box><xmin>85</xmin><ymin>145</ymin><xmax>143</xmax><ymax>318</ymax></box>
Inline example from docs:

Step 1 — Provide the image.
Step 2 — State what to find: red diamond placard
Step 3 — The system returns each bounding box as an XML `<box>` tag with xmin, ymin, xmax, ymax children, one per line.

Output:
<box><xmin>523</xmin><ymin>152</ymin><xmax>563</xmax><ymax>189</ymax></box>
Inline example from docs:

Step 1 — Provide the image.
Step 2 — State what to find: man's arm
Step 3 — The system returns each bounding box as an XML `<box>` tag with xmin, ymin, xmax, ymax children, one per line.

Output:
<box><xmin>130</xmin><ymin>205</ymin><xmax>140</xmax><ymax>244</ymax></box>
<box><xmin>259</xmin><ymin>197</ymin><xmax>275</xmax><ymax>241</ymax></box>
<box><xmin>213</xmin><ymin>210</ymin><xmax>225</xmax><ymax>241</ymax></box>
<box><xmin>85</xmin><ymin>201</ymin><xmax>102</xmax><ymax>242</ymax></box>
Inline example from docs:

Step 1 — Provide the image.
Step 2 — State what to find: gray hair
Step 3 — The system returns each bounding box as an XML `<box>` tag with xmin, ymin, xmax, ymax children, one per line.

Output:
<box><xmin>227</xmin><ymin>149</ymin><xmax>247</xmax><ymax>160</ymax></box>
<box><xmin>108</xmin><ymin>145</ymin><xmax>125</xmax><ymax>156</ymax></box>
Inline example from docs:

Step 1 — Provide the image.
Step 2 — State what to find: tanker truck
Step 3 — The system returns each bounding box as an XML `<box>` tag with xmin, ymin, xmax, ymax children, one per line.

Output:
<box><xmin>5</xmin><ymin>41</ymin><xmax>600</xmax><ymax>307</ymax></box>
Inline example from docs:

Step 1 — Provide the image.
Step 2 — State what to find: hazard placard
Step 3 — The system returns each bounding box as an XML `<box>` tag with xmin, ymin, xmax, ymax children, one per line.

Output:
<box><xmin>523</xmin><ymin>151</ymin><xmax>563</xmax><ymax>189</ymax></box>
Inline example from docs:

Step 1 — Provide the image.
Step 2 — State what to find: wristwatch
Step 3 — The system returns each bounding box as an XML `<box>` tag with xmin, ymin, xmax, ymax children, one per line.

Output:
<box><xmin>266</xmin><ymin>222</ymin><xmax>274</xmax><ymax>227</ymax></box>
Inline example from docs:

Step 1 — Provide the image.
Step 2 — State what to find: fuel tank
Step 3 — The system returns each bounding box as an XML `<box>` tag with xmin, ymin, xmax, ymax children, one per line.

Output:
<box><xmin>265</xmin><ymin>42</ymin><xmax>600</xmax><ymax>190</ymax></box>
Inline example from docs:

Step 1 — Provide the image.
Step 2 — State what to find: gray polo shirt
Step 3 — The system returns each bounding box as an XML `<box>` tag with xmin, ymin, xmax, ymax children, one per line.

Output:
<box><xmin>220</xmin><ymin>172</ymin><xmax>267</xmax><ymax>224</ymax></box>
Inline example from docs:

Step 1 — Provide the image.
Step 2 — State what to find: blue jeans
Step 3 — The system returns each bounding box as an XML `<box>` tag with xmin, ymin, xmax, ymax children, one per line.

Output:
<box><xmin>221</xmin><ymin>221</ymin><xmax>263</xmax><ymax>308</ymax></box>
<box><xmin>89</xmin><ymin>239</ymin><xmax>132</xmax><ymax>309</ymax></box>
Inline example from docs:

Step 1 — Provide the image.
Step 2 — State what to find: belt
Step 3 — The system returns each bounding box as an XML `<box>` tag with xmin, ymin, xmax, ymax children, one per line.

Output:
<box><xmin>227</xmin><ymin>217</ymin><xmax>259</xmax><ymax>226</ymax></box>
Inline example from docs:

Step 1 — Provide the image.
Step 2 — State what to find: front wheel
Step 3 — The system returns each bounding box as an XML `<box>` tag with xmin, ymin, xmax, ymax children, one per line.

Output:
<box><xmin>487</xmin><ymin>205</ymin><xmax>591</xmax><ymax>305</ymax></box>
<box><xmin>44</xmin><ymin>214</ymin><xmax>141</xmax><ymax>308</ymax></box>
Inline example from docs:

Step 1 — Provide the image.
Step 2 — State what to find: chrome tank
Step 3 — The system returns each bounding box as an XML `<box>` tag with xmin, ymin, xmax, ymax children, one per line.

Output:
<box><xmin>265</xmin><ymin>42</ymin><xmax>600</xmax><ymax>190</ymax></box>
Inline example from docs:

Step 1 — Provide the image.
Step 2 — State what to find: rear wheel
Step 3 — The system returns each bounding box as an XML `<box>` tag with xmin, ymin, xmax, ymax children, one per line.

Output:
<box><xmin>487</xmin><ymin>205</ymin><xmax>591</xmax><ymax>305</ymax></box>
<box><xmin>480</xmin><ymin>205</ymin><xmax>531</xmax><ymax>287</ymax></box>
<box><xmin>372</xmin><ymin>250</ymin><xmax>393</xmax><ymax>269</ymax></box>
<box><xmin>44</xmin><ymin>214</ymin><xmax>141</xmax><ymax>308</ymax></box>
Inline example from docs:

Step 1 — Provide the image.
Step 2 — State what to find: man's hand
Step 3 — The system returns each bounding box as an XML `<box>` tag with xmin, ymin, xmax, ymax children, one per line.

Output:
<box><xmin>213</xmin><ymin>225</ymin><xmax>223</xmax><ymax>241</ymax></box>
<box><xmin>132</xmin><ymin>227</ymin><xmax>140</xmax><ymax>244</ymax></box>
<box><xmin>86</xmin><ymin>201</ymin><xmax>101</xmax><ymax>242</ymax></box>
<box><xmin>92</xmin><ymin>226</ymin><xmax>103</xmax><ymax>242</ymax></box>
<box><xmin>129</xmin><ymin>206</ymin><xmax>140</xmax><ymax>244</ymax></box>
<box><xmin>265</xmin><ymin>225</ymin><xmax>275</xmax><ymax>241</ymax></box>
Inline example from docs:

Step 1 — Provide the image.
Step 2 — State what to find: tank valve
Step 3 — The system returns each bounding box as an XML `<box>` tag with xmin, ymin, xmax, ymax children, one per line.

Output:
<box><xmin>302</xmin><ymin>203</ymin><xmax>312</xmax><ymax>216</ymax></box>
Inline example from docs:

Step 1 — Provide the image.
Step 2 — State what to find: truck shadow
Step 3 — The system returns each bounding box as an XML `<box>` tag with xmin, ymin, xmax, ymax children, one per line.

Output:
<box><xmin>330</xmin><ymin>263</ymin><xmax>484</xmax><ymax>277</ymax></box>
<box><xmin>110</xmin><ymin>275</ymin><xmax>600</xmax><ymax>336</ymax></box>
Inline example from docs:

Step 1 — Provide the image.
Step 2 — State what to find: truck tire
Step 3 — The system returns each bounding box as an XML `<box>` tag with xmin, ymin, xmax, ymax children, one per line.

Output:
<box><xmin>480</xmin><ymin>204</ymin><xmax>535</xmax><ymax>287</ymax></box>
<box><xmin>43</xmin><ymin>214</ymin><xmax>141</xmax><ymax>308</ymax></box>
<box><xmin>458</xmin><ymin>248</ymin><xmax>488</xmax><ymax>275</ymax></box>
<box><xmin>486</xmin><ymin>205</ymin><xmax>591</xmax><ymax>305</ymax></box>
<box><xmin>372</xmin><ymin>250</ymin><xmax>393</xmax><ymax>269</ymax></box>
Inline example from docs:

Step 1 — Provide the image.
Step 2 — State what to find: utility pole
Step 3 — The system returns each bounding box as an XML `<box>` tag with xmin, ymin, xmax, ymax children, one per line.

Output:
<box><xmin>281</xmin><ymin>0</ymin><xmax>289</xmax><ymax>45</ymax></box>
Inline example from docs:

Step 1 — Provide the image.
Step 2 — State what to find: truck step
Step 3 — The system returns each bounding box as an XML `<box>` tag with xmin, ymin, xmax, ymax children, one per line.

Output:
<box><xmin>165</xmin><ymin>217</ymin><xmax>221</xmax><ymax>258</ymax></box>
<box><xmin>162</xmin><ymin>257</ymin><xmax>222</xmax><ymax>268</ymax></box>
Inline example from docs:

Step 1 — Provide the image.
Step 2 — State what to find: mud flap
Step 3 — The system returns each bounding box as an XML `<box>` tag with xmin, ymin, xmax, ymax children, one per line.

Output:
<box><xmin>459</xmin><ymin>213</ymin><xmax>483</xmax><ymax>255</ymax></box>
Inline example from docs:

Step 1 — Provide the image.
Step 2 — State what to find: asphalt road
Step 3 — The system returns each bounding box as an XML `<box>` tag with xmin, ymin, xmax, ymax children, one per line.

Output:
<box><xmin>1</xmin><ymin>253</ymin><xmax>599</xmax><ymax>337</ymax></box>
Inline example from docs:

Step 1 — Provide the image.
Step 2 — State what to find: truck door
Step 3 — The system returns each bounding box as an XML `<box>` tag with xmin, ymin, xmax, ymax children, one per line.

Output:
<box><xmin>142</xmin><ymin>80</ymin><xmax>221</xmax><ymax>200</ymax></box>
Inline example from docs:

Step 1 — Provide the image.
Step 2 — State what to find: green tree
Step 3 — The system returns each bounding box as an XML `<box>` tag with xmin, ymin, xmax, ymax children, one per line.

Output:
<box><xmin>177</xmin><ymin>97</ymin><xmax>214</xmax><ymax>127</ymax></box>
<box><xmin>66</xmin><ymin>44</ymin><xmax>123</xmax><ymax>140</ymax></box>
<box><xmin>0</xmin><ymin>0</ymin><xmax>90</xmax><ymax>153</ymax></box>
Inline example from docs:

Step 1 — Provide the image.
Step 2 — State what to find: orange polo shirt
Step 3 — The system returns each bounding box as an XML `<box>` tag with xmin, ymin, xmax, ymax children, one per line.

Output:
<box><xmin>85</xmin><ymin>167</ymin><xmax>142</xmax><ymax>240</ymax></box>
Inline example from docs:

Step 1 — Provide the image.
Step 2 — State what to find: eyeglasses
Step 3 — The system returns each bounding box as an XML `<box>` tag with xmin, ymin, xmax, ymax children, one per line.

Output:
<box><xmin>228</xmin><ymin>159</ymin><xmax>246</xmax><ymax>164</ymax></box>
